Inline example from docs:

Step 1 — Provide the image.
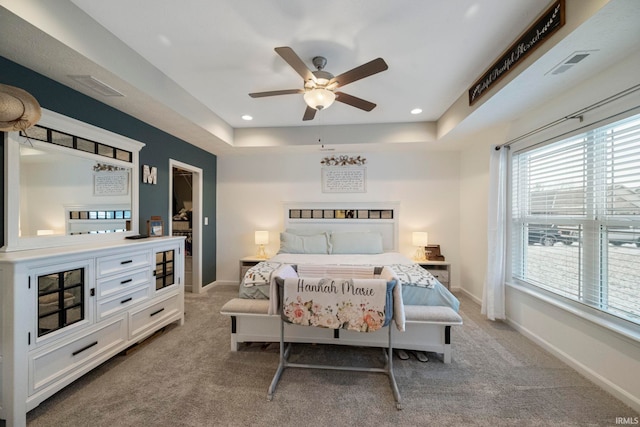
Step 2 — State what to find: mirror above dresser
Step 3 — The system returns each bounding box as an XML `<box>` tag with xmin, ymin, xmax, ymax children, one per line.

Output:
<box><xmin>2</xmin><ymin>109</ymin><xmax>144</xmax><ymax>251</ymax></box>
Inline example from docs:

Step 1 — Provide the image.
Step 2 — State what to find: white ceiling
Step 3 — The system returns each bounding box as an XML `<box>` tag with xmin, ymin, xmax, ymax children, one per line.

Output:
<box><xmin>1</xmin><ymin>0</ymin><xmax>639</xmax><ymax>154</ymax></box>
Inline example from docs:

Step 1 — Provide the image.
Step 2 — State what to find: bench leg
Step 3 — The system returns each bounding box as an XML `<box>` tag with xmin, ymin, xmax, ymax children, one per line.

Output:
<box><xmin>443</xmin><ymin>325</ymin><xmax>452</xmax><ymax>363</ymax></box>
<box><xmin>230</xmin><ymin>316</ymin><xmax>239</xmax><ymax>351</ymax></box>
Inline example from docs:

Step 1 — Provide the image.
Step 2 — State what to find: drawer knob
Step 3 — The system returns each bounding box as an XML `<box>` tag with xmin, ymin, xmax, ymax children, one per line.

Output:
<box><xmin>121</xmin><ymin>260</ymin><xmax>133</xmax><ymax>265</ymax></box>
<box><xmin>120</xmin><ymin>297</ymin><xmax>133</xmax><ymax>304</ymax></box>
<box><xmin>121</xmin><ymin>278</ymin><xmax>133</xmax><ymax>284</ymax></box>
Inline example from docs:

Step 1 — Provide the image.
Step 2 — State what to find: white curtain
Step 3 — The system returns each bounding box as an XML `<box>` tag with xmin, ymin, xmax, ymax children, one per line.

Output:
<box><xmin>481</xmin><ymin>146</ymin><xmax>508</xmax><ymax>320</ymax></box>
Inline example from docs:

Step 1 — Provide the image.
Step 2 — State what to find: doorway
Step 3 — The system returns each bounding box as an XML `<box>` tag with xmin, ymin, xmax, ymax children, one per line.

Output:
<box><xmin>169</xmin><ymin>159</ymin><xmax>203</xmax><ymax>293</ymax></box>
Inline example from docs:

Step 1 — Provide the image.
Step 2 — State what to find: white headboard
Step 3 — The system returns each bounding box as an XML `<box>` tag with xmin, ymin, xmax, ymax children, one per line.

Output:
<box><xmin>283</xmin><ymin>202</ymin><xmax>400</xmax><ymax>251</ymax></box>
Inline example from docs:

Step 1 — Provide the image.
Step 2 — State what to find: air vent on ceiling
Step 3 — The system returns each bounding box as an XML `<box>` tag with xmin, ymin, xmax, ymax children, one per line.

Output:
<box><xmin>546</xmin><ymin>51</ymin><xmax>595</xmax><ymax>75</ymax></box>
<box><xmin>68</xmin><ymin>75</ymin><xmax>125</xmax><ymax>97</ymax></box>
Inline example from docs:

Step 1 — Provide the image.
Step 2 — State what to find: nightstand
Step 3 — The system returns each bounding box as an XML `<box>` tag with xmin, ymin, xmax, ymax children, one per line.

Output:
<box><xmin>416</xmin><ymin>260</ymin><xmax>451</xmax><ymax>289</ymax></box>
<box><xmin>239</xmin><ymin>256</ymin><xmax>266</xmax><ymax>281</ymax></box>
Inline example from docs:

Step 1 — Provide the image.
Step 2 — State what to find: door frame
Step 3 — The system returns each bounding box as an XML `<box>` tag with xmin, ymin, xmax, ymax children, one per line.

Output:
<box><xmin>168</xmin><ymin>159</ymin><xmax>203</xmax><ymax>293</ymax></box>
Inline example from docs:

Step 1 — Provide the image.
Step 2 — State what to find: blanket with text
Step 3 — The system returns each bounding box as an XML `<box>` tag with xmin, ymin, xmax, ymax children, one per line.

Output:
<box><xmin>281</xmin><ymin>277</ymin><xmax>395</xmax><ymax>333</ymax></box>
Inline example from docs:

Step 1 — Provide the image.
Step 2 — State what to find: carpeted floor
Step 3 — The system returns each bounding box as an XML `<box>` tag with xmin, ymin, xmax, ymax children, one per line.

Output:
<box><xmin>23</xmin><ymin>285</ymin><xmax>638</xmax><ymax>427</ymax></box>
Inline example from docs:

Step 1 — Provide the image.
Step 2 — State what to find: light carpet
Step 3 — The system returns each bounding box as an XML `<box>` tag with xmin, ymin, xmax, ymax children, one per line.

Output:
<box><xmin>24</xmin><ymin>285</ymin><xmax>638</xmax><ymax>427</ymax></box>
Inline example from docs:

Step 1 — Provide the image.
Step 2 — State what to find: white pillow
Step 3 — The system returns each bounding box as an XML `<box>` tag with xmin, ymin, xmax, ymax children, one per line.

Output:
<box><xmin>285</xmin><ymin>228</ymin><xmax>330</xmax><ymax>236</ymax></box>
<box><xmin>330</xmin><ymin>231</ymin><xmax>384</xmax><ymax>254</ymax></box>
<box><xmin>278</xmin><ymin>232</ymin><xmax>331</xmax><ymax>254</ymax></box>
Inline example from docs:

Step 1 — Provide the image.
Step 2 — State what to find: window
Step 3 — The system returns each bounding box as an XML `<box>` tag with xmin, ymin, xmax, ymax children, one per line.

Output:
<box><xmin>511</xmin><ymin>113</ymin><xmax>640</xmax><ymax>326</ymax></box>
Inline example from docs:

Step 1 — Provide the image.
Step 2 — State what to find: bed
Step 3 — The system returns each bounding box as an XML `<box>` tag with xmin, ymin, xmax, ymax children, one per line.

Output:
<box><xmin>221</xmin><ymin>203</ymin><xmax>463</xmax><ymax>362</ymax></box>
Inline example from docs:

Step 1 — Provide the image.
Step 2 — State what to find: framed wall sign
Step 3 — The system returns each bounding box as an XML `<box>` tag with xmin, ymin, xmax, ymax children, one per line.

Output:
<box><xmin>468</xmin><ymin>0</ymin><xmax>565</xmax><ymax>105</ymax></box>
<box><xmin>320</xmin><ymin>154</ymin><xmax>368</xmax><ymax>193</ymax></box>
<box><xmin>93</xmin><ymin>170</ymin><xmax>129</xmax><ymax>196</ymax></box>
<box><xmin>321</xmin><ymin>166</ymin><xmax>366</xmax><ymax>193</ymax></box>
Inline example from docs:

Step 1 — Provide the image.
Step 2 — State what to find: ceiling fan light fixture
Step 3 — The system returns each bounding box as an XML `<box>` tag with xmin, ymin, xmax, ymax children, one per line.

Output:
<box><xmin>304</xmin><ymin>88</ymin><xmax>335</xmax><ymax>111</ymax></box>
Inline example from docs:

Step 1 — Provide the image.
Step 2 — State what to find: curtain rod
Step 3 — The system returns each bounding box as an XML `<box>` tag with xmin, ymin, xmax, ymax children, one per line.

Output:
<box><xmin>495</xmin><ymin>83</ymin><xmax>640</xmax><ymax>151</ymax></box>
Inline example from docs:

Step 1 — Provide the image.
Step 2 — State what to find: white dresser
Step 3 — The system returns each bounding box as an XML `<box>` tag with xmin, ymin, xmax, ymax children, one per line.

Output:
<box><xmin>0</xmin><ymin>236</ymin><xmax>185</xmax><ymax>427</ymax></box>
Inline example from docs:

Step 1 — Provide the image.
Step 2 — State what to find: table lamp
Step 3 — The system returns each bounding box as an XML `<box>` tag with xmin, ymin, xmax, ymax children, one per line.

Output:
<box><xmin>255</xmin><ymin>230</ymin><xmax>269</xmax><ymax>259</ymax></box>
<box><xmin>412</xmin><ymin>231</ymin><xmax>429</xmax><ymax>261</ymax></box>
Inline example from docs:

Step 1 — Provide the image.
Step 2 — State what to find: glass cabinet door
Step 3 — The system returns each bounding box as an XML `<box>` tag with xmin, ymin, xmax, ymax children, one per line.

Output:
<box><xmin>155</xmin><ymin>249</ymin><xmax>175</xmax><ymax>290</ymax></box>
<box><xmin>37</xmin><ymin>268</ymin><xmax>85</xmax><ymax>337</ymax></box>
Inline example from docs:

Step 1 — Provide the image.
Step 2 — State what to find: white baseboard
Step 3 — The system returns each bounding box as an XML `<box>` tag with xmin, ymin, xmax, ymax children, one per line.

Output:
<box><xmin>211</xmin><ymin>280</ymin><xmax>238</xmax><ymax>288</ymax></box>
<box><xmin>458</xmin><ymin>287</ymin><xmax>482</xmax><ymax>306</ymax></box>
<box><xmin>199</xmin><ymin>281</ymin><xmax>217</xmax><ymax>293</ymax></box>
<box><xmin>506</xmin><ymin>317</ymin><xmax>640</xmax><ymax>414</ymax></box>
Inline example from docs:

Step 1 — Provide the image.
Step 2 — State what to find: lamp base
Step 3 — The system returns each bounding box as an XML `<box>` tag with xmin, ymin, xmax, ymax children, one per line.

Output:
<box><xmin>413</xmin><ymin>247</ymin><xmax>426</xmax><ymax>262</ymax></box>
<box><xmin>256</xmin><ymin>245</ymin><xmax>267</xmax><ymax>259</ymax></box>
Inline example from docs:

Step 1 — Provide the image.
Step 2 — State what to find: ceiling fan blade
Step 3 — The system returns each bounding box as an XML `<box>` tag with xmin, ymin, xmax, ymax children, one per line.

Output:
<box><xmin>329</xmin><ymin>58</ymin><xmax>388</xmax><ymax>88</ymax></box>
<box><xmin>302</xmin><ymin>106</ymin><xmax>317</xmax><ymax>121</ymax></box>
<box><xmin>334</xmin><ymin>92</ymin><xmax>376</xmax><ymax>111</ymax></box>
<box><xmin>249</xmin><ymin>89</ymin><xmax>304</xmax><ymax>98</ymax></box>
<box><xmin>275</xmin><ymin>47</ymin><xmax>316</xmax><ymax>83</ymax></box>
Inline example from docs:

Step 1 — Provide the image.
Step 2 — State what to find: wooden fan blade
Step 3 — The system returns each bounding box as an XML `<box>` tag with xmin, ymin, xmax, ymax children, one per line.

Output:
<box><xmin>302</xmin><ymin>106</ymin><xmax>317</xmax><ymax>121</ymax></box>
<box><xmin>334</xmin><ymin>92</ymin><xmax>376</xmax><ymax>111</ymax></box>
<box><xmin>275</xmin><ymin>47</ymin><xmax>316</xmax><ymax>82</ymax></box>
<box><xmin>329</xmin><ymin>58</ymin><xmax>388</xmax><ymax>88</ymax></box>
<box><xmin>249</xmin><ymin>89</ymin><xmax>304</xmax><ymax>98</ymax></box>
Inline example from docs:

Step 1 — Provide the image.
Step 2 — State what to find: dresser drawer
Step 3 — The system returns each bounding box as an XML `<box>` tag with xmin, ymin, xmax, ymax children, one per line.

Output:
<box><xmin>97</xmin><ymin>251</ymin><xmax>151</xmax><ymax>277</ymax></box>
<box><xmin>97</xmin><ymin>286</ymin><xmax>150</xmax><ymax>320</ymax></box>
<box><xmin>30</xmin><ymin>316</ymin><xmax>127</xmax><ymax>394</ymax></box>
<box><xmin>130</xmin><ymin>293</ymin><xmax>181</xmax><ymax>340</ymax></box>
<box><xmin>427</xmin><ymin>269</ymin><xmax>449</xmax><ymax>283</ymax></box>
<box><xmin>97</xmin><ymin>268</ymin><xmax>151</xmax><ymax>299</ymax></box>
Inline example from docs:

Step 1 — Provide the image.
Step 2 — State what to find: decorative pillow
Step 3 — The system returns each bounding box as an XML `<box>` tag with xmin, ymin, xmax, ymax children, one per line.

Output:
<box><xmin>278</xmin><ymin>232</ymin><xmax>331</xmax><ymax>254</ymax></box>
<box><xmin>285</xmin><ymin>228</ymin><xmax>330</xmax><ymax>236</ymax></box>
<box><xmin>330</xmin><ymin>231</ymin><xmax>384</xmax><ymax>254</ymax></box>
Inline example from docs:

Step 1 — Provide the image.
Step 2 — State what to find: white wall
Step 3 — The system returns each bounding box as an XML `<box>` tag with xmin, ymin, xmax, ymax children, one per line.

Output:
<box><xmin>458</xmin><ymin>51</ymin><xmax>640</xmax><ymax>411</ymax></box>
<box><xmin>217</xmin><ymin>149</ymin><xmax>460</xmax><ymax>284</ymax></box>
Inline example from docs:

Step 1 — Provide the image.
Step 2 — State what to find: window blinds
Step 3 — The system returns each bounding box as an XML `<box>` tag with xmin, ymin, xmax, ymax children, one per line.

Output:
<box><xmin>511</xmin><ymin>113</ymin><xmax>640</xmax><ymax>324</ymax></box>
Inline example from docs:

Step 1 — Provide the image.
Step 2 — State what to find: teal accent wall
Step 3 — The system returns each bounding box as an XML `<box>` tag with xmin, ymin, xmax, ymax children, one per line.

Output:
<box><xmin>0</xmin><ymin>56</ymin><xmax>217</xmax><ymax>284</ymax></box>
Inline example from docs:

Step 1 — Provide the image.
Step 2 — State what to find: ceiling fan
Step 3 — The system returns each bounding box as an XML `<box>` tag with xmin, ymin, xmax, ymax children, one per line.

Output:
<box><xmin>249</xmin><ymin>46</ymin><xmax>388</xmax><ymax>121</ymax></box>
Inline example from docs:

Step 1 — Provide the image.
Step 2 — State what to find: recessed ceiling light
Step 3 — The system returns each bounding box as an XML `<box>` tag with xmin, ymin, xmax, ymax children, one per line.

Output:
<box><xmin>411</xmin><ymin>108</ymin><xmax>422</xmax><ymax>115</ymax></box>
<box><xmin>242</xmin><ymin>115</ymin><xmax>253</xmax><ymax>121</ymax></box>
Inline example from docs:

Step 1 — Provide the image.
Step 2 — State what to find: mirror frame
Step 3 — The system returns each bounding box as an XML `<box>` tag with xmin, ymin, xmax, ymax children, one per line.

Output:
<box><xmin>2</xmin><ymin>109</ymin><xmax>144</xmax><ymax>252</ymax></box>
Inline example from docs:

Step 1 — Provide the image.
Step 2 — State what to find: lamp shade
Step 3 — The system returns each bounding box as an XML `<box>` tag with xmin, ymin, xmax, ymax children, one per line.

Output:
<box><xmin>412</xmin><ymin>232</ymin><xmax>429</xmax><ymax>246</ymax></box>
<box><xmin>255</xmin><ymin>230</ymin><xmax>269</xmax><ymax>245</ymax></box>
<box><xmin>303</xmin><ymin>88</ymin><xmax>336</xmax><ymax>110</ymax></box>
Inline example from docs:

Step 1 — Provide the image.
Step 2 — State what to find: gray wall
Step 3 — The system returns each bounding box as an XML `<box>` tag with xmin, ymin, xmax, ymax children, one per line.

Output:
<box><xmin>0</xmin><ymin>56</ymin><xmax>217</xmax><ymax>284</ymax></box>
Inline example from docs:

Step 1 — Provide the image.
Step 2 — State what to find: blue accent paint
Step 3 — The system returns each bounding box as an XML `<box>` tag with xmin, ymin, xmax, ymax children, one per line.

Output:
<box><xmin>0</xmin><ymin>56</ymin><xmax>217</xmax><ymax>284</ymax></box>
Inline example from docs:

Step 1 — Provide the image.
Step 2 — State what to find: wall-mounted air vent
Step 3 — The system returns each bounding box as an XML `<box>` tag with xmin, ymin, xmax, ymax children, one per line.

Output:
<box><xmin>546</xmin><ymin>51</ymin><xmax>596</xmax><ymax>75</ymax></box>
<box><xmin>68</xmin><ymin>75</ymin><xmax>125</xmax><ymax>97</ymax></box>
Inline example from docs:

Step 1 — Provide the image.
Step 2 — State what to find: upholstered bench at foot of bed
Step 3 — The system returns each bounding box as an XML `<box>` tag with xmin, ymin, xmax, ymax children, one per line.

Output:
<box><xmin>220</xmin><ymin>298</ymin><xmax>271</xmax><ymax>351</ymax></box>
<box><xmin>402</xmin><ymin>305</ymin><xmax>463</xmax><ymax>364</ymax></box>
<box><xmin>220</xmin><ymin>298</ymin><xmax>463</xmax><ymax>363</ymax></box>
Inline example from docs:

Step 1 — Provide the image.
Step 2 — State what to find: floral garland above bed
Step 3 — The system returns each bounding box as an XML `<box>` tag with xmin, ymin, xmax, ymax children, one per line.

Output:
<box><xmin>320</xmin><ymin>155</ymin><xmax>366</xmax><ymax>166</ymax></box>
